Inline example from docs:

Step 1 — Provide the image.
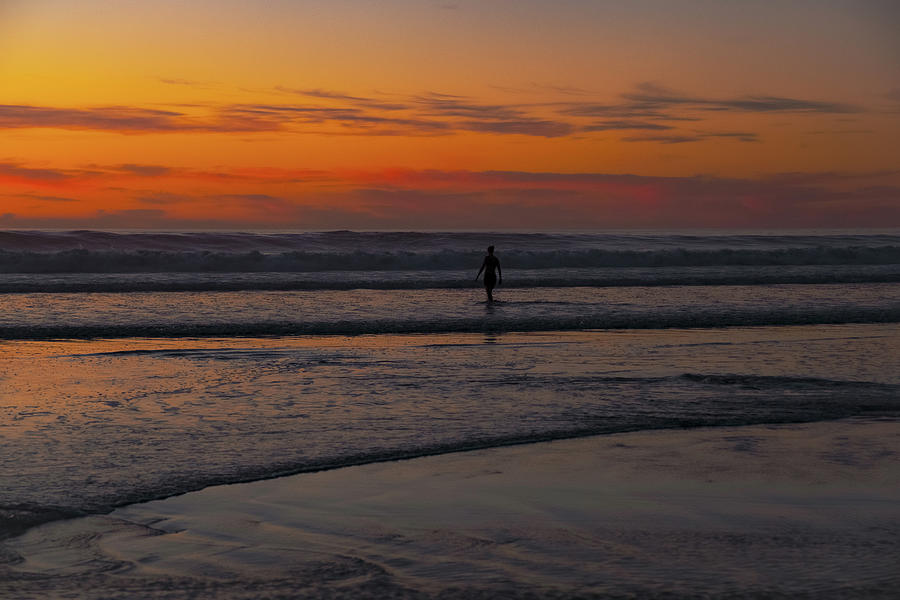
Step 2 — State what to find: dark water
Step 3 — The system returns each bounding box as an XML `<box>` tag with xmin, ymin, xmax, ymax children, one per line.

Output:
<box><xmin>2</xmin><ymin>230</ymin><xmax>899</xmax><ymax>589</ymax></box>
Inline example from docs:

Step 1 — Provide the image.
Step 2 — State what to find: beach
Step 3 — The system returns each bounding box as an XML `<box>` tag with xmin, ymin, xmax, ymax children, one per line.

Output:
<box><xmin>2</xmin><ymin>230</ymin><xmax>900</xmax><ymax>597</ymax></box>
<box><xmin>4</xmin><ymin>417</ymin><xmax>899</xmax><ymax>598</ymax></box>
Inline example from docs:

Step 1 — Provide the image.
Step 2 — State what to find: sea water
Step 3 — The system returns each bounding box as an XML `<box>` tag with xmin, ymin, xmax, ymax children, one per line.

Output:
<box><xmin>1</xmin><ymin>230</ymin><xmax>899</xmax><ymax>594</ymax></box>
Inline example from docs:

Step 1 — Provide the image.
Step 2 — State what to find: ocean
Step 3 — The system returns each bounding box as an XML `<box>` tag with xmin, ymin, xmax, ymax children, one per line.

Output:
<box><xmin>2</xmin><ymin>229</ymin><xmax>899</xmax><ymax>596</ymax></box>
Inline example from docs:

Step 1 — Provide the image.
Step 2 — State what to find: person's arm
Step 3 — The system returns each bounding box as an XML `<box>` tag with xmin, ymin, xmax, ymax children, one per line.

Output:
<box><xmin>475</xmin><ymin>259</ymin><xmax>485</xmax><ymax>281</ymax></box>
<box><xmin>497</xmin><ymin>261</ymin><xmax>502</xmax><ymax>284</ymax></box>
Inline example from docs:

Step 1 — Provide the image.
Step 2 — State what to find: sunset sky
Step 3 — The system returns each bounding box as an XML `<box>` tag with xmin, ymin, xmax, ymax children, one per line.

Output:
<box><xmin>2</xmin><ymin>0</ymin><xmax>899</xmax><ymax>229</ymax></box>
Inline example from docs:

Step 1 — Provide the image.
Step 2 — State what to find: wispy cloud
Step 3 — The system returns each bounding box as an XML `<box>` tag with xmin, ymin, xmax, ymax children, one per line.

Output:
<box><xmin>621</xmin><ymin>134</ymin><xmax>704</xmax><ymax>144</ymax></box>
<box><xmin>705</xmin><ymin>132</ymin><xmax>759</xmax><ymax>142</ymax></box>
<box><xmin>158</xmin><ymin>77</ymin><xmax>206</xmax><ymax>87</ymax></box>
<box><xmin>457</xmin><ymin>119</ymin><xmax>574</xmax><ymax>137</ymax></box>
<box><xmin>557</xmin><ymin>82</ymin><xmax>861</xmax><ymax>135</ymax></box>
<box><xmin>113</xmin><ymin>164</ymin><xmax>173</xmax><ymax>177</ymax></box>
<box><xmin>620</xmin><ymin>82</ymin><xmax>860</xmax><ymax>114</ymax></box>
<box><xmin>0</xmin><ymin>105</ymin><xmax>185</xmax><ymax>132</ymax></box>
<box><xmin>275</xmin><ymin>86</ymin><xmax>581</xmax><ymax>137</ymax></box>
<box><xmin>0</xmin><ymin>161</ymin><xmax>219</xmax><ymax>186</ymax></box>
<box><xmin>275</xmin><ymin>87</ymin><xmax>409</xmax><ymax>111</ymax></box>
<box><xmin>583</xmin><ymin>120</ymin><xmax>673</xmax><ymax>132</ymax></box>
<box><xmin>0</xmin><ymin>161</ymin><xmax>78</xmax><ymax>182</ymax></box>
<box><xmin>557</xmin><ymin>102</ymin><xmax>674</xmax><ymax>120</ymax></box>
<box><xmin>622</xmin><ymin>131</ymin><xmax>759</xmax><ymax>144</ymax></box>
<box><xmin>0</xmin><ymin>104</ymin><xmax>278</xmax><ymax>133</ymax></box>
<box><xmin>221</xmin><ymin>103</ymin><xmax>451</xmax><ymax>135</ymax></box>
<box><xmin>0</xmin><ymin>83</ymin><xmax>865</xmax><ymax>142</ymax></box>
<box><xmin>412</xmin><ymin>92</ymin><xmax>575</xmax><ymax>137</ymax></box>
<box><xmin>0</xmin><ymin>98</ymin><xmax>573</xmax><ymax>137</ymax></box>
<box><xmin>6</xmin><ymin>192</ymin><xmax>80</xmax><ymax>203</ymax></box>
<box><xmin>413</xmin><ymin>93</ymin><xmax>526</xmax><ymax>120</ymax></box>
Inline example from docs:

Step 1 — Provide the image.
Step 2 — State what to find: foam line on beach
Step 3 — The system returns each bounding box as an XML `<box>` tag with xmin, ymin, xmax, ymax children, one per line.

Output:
<box><xmin>5</xmin><ymin>418</ymin><xmax>899</xmax><ymax>597</ymax></box>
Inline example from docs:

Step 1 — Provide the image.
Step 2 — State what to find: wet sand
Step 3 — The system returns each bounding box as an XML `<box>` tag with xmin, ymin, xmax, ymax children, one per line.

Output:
<box><xmin>4</xmin><ymin>417</ymin><xmax>900</xmax><ymax>599</ymax></box>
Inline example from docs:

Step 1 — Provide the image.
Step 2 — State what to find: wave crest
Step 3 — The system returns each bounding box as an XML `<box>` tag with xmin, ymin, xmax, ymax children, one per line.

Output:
<box><xmin>2</xmin><ymin>245</ymin><xmax>900</xmax><ymax>274</ymax></box>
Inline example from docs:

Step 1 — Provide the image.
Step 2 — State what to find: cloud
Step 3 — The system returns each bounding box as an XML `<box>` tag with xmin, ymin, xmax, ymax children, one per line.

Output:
<box><xmin>533</xmin><ymin>83</ymin><xmax>593</xmax><ymax>96</ymax></box>
<box><xmin>703</xmin><ymin>132</ymin><xmax>759</xmax><ymax>142</ymax></box>
<box><xmin>5</xmin><ymin>167</ymin><xmax>898</xmax><ymax>228</ymax></box>
<box><xmin>583</xmin><ymin>120</ymin><xmax>673</xmax><ymax>132</ymax></box>
<box><xmin>457</xmin><ymin>119</ymin><xmax>574</xmax><ymax>137</ymax></box>
<box><xmin>621</xmin><ymin>134</ymin><xmax>703</xmax><ymax>144</ymax></box>
<box><xmin>0</xmin><ymin>105</ymin><xmax>192</xmax><ymax>132</ymax></box>
<box><xmin>114</xmin><ymin>164</ymin><xmax>173</xmax><ymax>177</ymax></box>
<box><xmin>136</xmin><ymin>192</ymin><xmax>187</xmax><ymax>205</ymax></box>
<box><xmin>257</xmin><ymin>91</ymin><xmax>579</xmax><ymax>137</ymax></box>
<box><xmin>0</xmin><ymin>104</ymin><xmax>280</xmax><ymax>133</ymax></box>
<box><xmin>352</xmin><ymin>169</ymin><xmax>898</xmax><ymax>229</ymax></box>
<box><xmin>412</xmin><ymin>93</ymin><xmax>575</xmax><ymax>137</ymax></box>
<box><xmin>621</xmin><ymin>82</ymin><xmax>860</xmax><ymax>114</ymax></box>
<box><xmin>0</xmin><ymin>83</ymin><xmax>864</xmax><ymax>142</ymax></box>
<box><xmin>0</xmin><ymin>160</ymin><xmax>201</xmax><ymax>188</ymax></box>
<box><xmin>557</xmin><ymin>83</ymin><xmax>862</xmax><ymax>137</ymax></box>
<box><xmin>0</xmin><ymin>208</ymin><xmax>171</xmax><ymax>228</ymax></box>
<box><xmin>275</xmin><ymin>87</ymin><xmax>409</xmax><ymax>111</ymax></box>
<box><xmin>16</xmin><ymin>193</ymin><xmax>79</xmax><ymax>202</ymax></box>
<box><xmin>158</xmin><ymin>78</ymin><xmax>205</xmax><ymax>86</ymax></box>
<box><xmin>2</xmin><ymin>160</ymin><xmax>340</xmax><ymax>191</ymax></box>
<box><xmin>759</xmin><ymin>170</ymin><xmax>900</xmax><ymax>188</ymax></box>
<box><xmin>557</xmin><ymin>102</ymin><xmax>675</xmax><ymax>119</ymax></box>
<box><xmin>221</xmin><ymin>96</ymin><xmax>574</xmax><ymax>137</ymax></box>
<box><xmin>715</xmin><ymin>97</ymin><xmax>858</xmax><ymax>113</ymax></box>
<box><xmin>223</xmin><ymin>103</ymin><xmax>451</xmax><ymax>134</ymax></box>
<box><xmin>622</xmin><ymin>131</ymin><xmax>758</xmax><ymax>143</ymax></box>
<box><xmin>807</xmin><ymin>129</ymin><xmax>873</xmax><ymax>135</ymax></box>
<box><xmin>413</xmin><ymin>93</ymin><xmax>525</xmax><ymax>120</ymax></box>
<box><xmin>320</xmin><ymin>172</ymin><xmax>900</xmax><ymax>228</ymax></box>
<box><xmin>137</xmin><ymin>192</ymin><xmax>301</xmax><ymax>218</ymax></box>
<box><xmin>214</xmin><ymin>193</ymin><xmax>291</xmax><ymax>209</ymax></box>
<box><xmin>101</xmin><ymin>208</ymin><xmax>167</xmax><ymax>219</ymax></box>
<box><xmin>0</xmin><ymin>161</ymin><xmax>77</xmax><ymax>182</ymax></box>
<box><xmin>0</xmin><ymin>209</ymin><xmax>231</xmax><ymax>229</ymax></box>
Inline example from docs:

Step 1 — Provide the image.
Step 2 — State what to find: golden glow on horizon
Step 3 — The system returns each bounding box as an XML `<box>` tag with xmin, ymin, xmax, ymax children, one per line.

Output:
<box><xmin>2</xmin><ymin>0</ymin><xmax>898</xmax><ymax>228</ymax></box>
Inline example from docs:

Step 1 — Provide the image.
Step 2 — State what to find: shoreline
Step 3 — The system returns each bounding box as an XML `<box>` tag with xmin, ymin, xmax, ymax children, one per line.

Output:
<box><xmin>3</xmin><ymin>323</ymin><xmax>897</xmax><ymax>552</ymax></box>
<box><xmin>4</xmin><ymin>417</ymin><xmax>899</xmax><ymax>598</ymax></box>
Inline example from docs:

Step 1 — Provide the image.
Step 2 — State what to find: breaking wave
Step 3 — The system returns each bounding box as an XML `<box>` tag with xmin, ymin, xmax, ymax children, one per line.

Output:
<box><xmin>3</xmin><ymin>246</ymin><xmax>900</xmax><ymax>274</ymax></box>
<box><xmin>3</xmin><ymin>305</ymin><xmax>899</xmax><ymax>339</ymax></box>
<box><xmin>1</xmin><ymin>230</ymin><xmax>899</xmax><ymax>274</ymax></box>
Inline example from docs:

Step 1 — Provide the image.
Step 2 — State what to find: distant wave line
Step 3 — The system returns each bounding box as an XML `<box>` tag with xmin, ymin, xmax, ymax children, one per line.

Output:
<box><xmin>2</xmin><ymin>245</ymin><xmax>900</xmax><ymax>274</ymax></box>
<box><xmin>2</xmin><ymin>267</ymin><xmax>900</xmax><ymax>293</ymax></box>
<box><xmin>4</xmin><ymin>308</ymin><xmax>900</xmax><ymax>339</ymax></box>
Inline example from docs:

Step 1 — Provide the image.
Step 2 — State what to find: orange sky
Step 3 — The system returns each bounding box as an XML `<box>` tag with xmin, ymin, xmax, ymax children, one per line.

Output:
<box><xmin>2</xmin><ymin>0</ymin><xmax>899</xmax><ymax>228</ymax></box>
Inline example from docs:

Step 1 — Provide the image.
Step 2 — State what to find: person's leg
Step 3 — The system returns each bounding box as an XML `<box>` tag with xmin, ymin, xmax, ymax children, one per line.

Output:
<box><xmin>484</xmin><ymin>274</ymin><xmax>496</xmax><ymax>302</ymax></box>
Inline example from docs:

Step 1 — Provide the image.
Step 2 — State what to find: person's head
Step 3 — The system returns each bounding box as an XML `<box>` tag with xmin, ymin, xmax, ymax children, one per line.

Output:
<box><xmin>487</xmin><ymin>245</ymin><xmax>494</xmax><ymax>255</ymax></box>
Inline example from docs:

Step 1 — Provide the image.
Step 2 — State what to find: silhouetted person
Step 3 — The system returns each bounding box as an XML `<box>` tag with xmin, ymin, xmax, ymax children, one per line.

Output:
<box><xmin>475</xmin><ymin>245</ymin><xmax>502</xmax><ymax>302</ymax></box>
